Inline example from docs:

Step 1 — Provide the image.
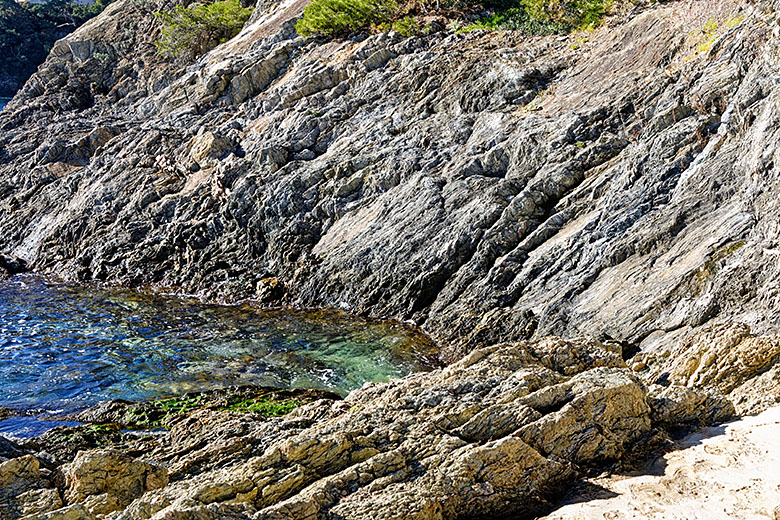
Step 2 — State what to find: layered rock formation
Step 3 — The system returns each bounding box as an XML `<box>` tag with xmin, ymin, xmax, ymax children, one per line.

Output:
<box><xmin>3</xmin><ymin>0</ymin><xmax>780</xmax><ymax>518</ymax></box>
<box><xmin>1</xmin><ymin>0</ymin><xmax>778</xmax><ymax>360</ymax></box>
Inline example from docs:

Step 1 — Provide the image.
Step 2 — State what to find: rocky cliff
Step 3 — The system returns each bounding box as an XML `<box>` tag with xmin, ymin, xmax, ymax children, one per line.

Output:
<box><xmin>3</xmin><ymin>0</ymin><xmax>780</xmax><ymax>517</ymax></box>
<box><xmin>0</xmin><ymin>0</ymin><xmax>777</xmax><ymax>360</ymax></box>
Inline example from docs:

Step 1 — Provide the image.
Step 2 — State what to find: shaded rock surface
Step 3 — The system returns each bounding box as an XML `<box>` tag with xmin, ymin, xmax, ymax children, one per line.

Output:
<box><xmin>0</xmin><ymin>253</ymin><xmax>28</xmax><ymax>277</ymax></box>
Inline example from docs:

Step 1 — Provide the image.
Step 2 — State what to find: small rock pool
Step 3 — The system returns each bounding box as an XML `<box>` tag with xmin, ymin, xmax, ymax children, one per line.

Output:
<box><xmin>0</xmin><ymin>276</ymin><xmax>439</xmax><ymax>437</ymax></box>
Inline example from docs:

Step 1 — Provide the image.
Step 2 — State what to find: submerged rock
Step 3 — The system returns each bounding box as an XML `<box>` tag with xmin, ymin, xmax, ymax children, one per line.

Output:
<box><xmin>0</xmin><ymin>253</ymin><xmax>28</xmax><ymax>277</ymax></box>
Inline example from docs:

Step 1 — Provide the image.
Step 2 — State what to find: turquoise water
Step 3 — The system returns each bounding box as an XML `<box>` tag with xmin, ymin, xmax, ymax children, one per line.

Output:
<box><xmin>0</xmin><ymin>97</ymin><xmax>9</xmax><ymax>111</ymax></box>
<box><xmin>0</xmin><ymin>276</ymin><xmax>437</xmax><ymax>434</ymax></box>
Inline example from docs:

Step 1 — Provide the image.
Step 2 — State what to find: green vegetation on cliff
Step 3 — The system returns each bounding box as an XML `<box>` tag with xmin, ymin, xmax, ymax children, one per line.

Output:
<box><xmin>154</xmin><ymin>0</ymin><xmax>253</xmax><ymax>59</ymax></box>
<box><xmin>296</xmin><ymin>0</ymin><xmax>619</xmax><ymax>37</ymax></box>
<box><xmin>23</xmin><ymin>0</ymin><xmax>114</xmax><ymax>26</ymax></box>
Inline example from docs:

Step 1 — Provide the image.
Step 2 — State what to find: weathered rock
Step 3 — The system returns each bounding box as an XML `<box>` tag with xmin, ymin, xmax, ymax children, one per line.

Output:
<box><xmin>644</xmin><ymin>323</ymin><xmax>780</xmax><ymax>394</ymax></box>
<box><xmin>639</xmin><ymin>322</ymin><xmax>780</xmax><ymax>415</ymax></box>
<box><xmin>104</xmin><ymin>338</ymin><xmax>652</xmax><ymax>520</ymax></box>
<box><xmin>21</xmin><ymin>504</ymin><xmax>95</xmax><ymax>520</ymax></box>
<box><xmin>11</xmin><ymin>488</ymin><xmax>63</xmax><ymax>518</ymax></box>
<box><xmin>0</xmin><ymin>0</ymin><xmax>73</xmax><ymax>98</ymax></box>
<box><xmin>0</xmin><ymin>434</ymin><xmax>25</xmax><ymax>461</ymax></box>
<box><xmin>0</xmin><ymin>455</ymin><xmax>41</xmax><ymax>492</ymax></box>
<box><xmin>0</xmin><ymin>455</ymin><xmax>62</xmax><ymax>519</ymax></box>
<box><xmin>541</xmin><ymin>405</ymin><xmax>780</xmax><ymax>520</ymax></box>
<box><xmin>2</xmin><ymin>0</ymin><xmax>780</xmax><ymax>518</ymax></box>
<box><xmin>647</xmin><ymin>384</ymin><xmax>735</xmax><ymax>426</ymax></box>
<box><xmin>729</xmin><ymin>364</ymin><xmax>780</xmax><ymax>415</ymax></box>
<box><xmin>62</xmin><ymin>450</ymin><xmax>167</xmax><ymax>516</ymax></box>
<box><xmin>0</xmin><ymin>0</ymin><xmax>778</xmax><ymax>364</ymax></box>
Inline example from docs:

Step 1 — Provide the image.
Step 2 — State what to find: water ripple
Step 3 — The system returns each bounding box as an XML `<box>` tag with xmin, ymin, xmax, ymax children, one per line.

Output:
<box><xmin>0</xmin><ymin>276</ymin><xmax>438</xmax><ymax>415</ymax></box>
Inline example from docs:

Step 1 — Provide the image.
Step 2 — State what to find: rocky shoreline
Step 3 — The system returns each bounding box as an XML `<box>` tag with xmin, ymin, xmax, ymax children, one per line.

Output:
<box><xmin>2</xmin><ymin>0</ymin><xmax>780</xmax><ymax>517</ymax></box>
<box><xmin>1</xmin><ymin>328</ymin><xmax>778</xmax><ymax>519</ymax></box>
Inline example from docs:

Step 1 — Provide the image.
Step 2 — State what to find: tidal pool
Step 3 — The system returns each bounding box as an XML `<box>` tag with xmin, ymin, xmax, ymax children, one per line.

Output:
<box><xmin>0</xmin><ymin>276</ymin><xmax>438</xmax><ymax>435</ymax></box>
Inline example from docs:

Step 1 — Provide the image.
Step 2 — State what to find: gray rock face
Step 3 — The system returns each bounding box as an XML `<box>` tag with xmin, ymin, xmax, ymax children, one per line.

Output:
<box><xmin>0</xmin><ymin>0</ymin><xmax>779</xmax><ymax>360</ymax></box>
<box><xmin>3</xmin><ymin>1</ymin><xmax>780</xmax><ymax>518</ymax></box>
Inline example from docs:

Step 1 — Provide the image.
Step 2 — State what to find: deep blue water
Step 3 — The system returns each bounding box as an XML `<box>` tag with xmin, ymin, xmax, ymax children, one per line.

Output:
<box><xmin>0</xmin><ymin>97</ymin><xmax>9</xmax><ymax>111</ymax></box>
<box><xmin>0</xmin><ymin>276</ymin><xmax>436</xmax><ymax>435</ymax></box>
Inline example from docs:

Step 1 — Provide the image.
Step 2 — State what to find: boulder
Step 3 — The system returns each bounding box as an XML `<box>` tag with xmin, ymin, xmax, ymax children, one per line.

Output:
<box><xmin>0</xmin><ymin>455</ymin><xmax>41</xmax><ymax>492</ymax></box>
<box><xmin>641</xmin><ymin>323</ymin><xmax>780</xmax><ymax>415</ymax></box>
<box><xmin>62</xmin><ymin>450</ymin><xmax>167</xmax><ymax>516</ymax></box>
<box><xmin>0</xmin><ymin>253</ymin><xmax>28</xmax><ymax>277</ymax></box>
<box><xmin>647</xmin><ymin>384</ymin><xmax>735</xmax><ymax>426</ymax></box>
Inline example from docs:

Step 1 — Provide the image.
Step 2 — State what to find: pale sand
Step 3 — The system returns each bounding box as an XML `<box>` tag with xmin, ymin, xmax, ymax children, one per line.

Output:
<box><xmin>542</xmin><ymin>406</ymin><xmax>780</xmax><ymax>520</ymax></box>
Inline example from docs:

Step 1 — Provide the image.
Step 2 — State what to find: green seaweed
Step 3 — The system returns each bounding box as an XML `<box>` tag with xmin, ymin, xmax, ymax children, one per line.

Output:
<box><xmin>219</xmin><ymin>397</ymin><xmax>302</xmax><ymax>416</ymax></box>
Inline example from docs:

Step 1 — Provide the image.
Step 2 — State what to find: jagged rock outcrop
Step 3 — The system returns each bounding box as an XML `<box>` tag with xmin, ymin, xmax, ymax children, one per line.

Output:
<box><xmin>636</xmin><ymin>321</ymin><xmax>780</xmax><ymax>415</ymax></box>
<box><xmin>1</xmin><ymin>334</ymin><xmax>771</xmax><ymax>519</ymax></box>
<box><xmin>0</xmin><ymin>455</ymin><xmax>62</xmax><ymax>519</ymax></box>
<box><xmin>1</xmin><ymin>338</ymin><xmax>668</xmax><ymax>520</ymax></box>
<box><xmin>0</xmin><ymin>0</ymin><xmax>116</xmax><ymax>99</ymax></box>
<box><xmin>62</xmin><ymin>450</ymin><xmax>167</xmax><ymax>517</ymax></box>
<box><xmin>1</xmin><ymin>0</ymin><xmax>779</xmax><ymax>362</ymax></box>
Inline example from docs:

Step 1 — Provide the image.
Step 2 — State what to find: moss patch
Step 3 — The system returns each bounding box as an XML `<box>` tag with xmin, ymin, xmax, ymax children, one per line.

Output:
<box><xmin>75</xmin><ymin>385</ymin><xmax>341</xmax><ymax>431</ymax></box>
<box><xmin>219</xmin><ymin>397</ymin><xmax>301</xmax><ymax>416</ymax></box>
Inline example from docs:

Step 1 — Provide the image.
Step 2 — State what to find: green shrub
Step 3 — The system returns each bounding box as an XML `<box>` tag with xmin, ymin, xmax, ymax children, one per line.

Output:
<box><xmin>295</xmin><ymin>0</ymin><xmax>399</xmax><ymax>37</ymax></box>
<box><xmin>390</xmin><ymin>15</ymin><xmax>430</xmax><ymax>36</ymax></box>
<box><xmin>294</xmin><ymin>0</ymin><xmax>615</xmax><ymax>38</ymax></box>
<box><xmin>155</xmin><ymin>0</ymin><xmax>253</xmax><ymax>59</ymax></box>
<box><xmin>462</xmin><ymin>6</ymin><xmax>566</xmax><ymax>33</ymax></box>
<box><xmin>521</xmin><ymin>0</ymin><xmax>612</xmax><ymax>29</ymax></box>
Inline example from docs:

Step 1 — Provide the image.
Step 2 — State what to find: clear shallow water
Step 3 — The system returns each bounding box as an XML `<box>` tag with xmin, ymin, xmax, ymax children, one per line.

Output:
<box><xmin>0</xmin><ymin>276</ymin><xmax>437</xmax><ymax>432</ymax></box>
